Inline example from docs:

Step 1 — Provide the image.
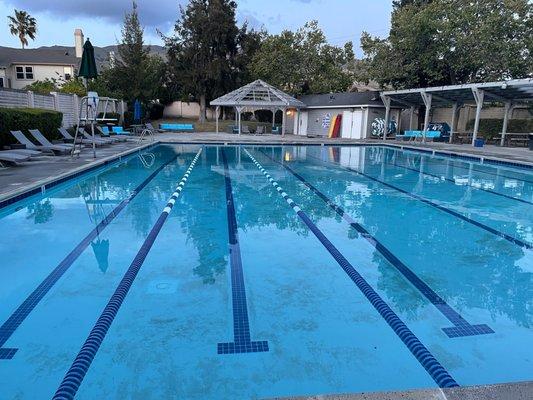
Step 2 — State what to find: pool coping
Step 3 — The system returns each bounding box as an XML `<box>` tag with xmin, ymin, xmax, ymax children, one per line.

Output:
<box><xmin>268</xmin><ymin>380</ymin><xmax>533</xmax><ymax>400</ymax></box>
<box><xmin>0</xmin><ymin>141</ymin><xmax>157</xmax><ymax>210</ymax></box>
<box><xmin>0</xmin><ymin>140</ymin><xmax>530</xmax><ymax>210</ymax></box>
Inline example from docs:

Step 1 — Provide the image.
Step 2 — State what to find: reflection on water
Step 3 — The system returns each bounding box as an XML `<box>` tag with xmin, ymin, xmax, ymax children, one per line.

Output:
<box><xmin>26</xmin><ymin>199</ymin><xmax>54</xmax><ymax>224</ymax></box>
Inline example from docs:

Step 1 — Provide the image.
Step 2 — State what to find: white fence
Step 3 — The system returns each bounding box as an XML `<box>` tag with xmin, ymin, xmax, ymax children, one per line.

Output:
<box><xmin>0</xmin><ymin>88</ymin><xmax>125</xmax><ymax>128</ymax></box>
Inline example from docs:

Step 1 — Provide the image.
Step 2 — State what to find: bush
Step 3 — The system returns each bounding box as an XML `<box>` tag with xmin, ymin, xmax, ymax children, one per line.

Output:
<box><xmin>146</xmin><ymin>102</ymin><xmax>165</xmax><ymax>120</ymax></box>
<box><xmin>466</xmin><ymin>118</ymin><xmax>533</xmax><ymax>139</ymax></box>
<box><xmin>0</xmin><ymin>107</ymin><xmax>63</xmax><ymax>147</ymax></box>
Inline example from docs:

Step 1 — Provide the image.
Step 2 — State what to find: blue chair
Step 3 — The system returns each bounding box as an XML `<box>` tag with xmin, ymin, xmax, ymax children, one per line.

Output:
<box><xmin>271</xmin><ymin>125</ymin><xmax>281</xmax><ymax>135</ymax></box>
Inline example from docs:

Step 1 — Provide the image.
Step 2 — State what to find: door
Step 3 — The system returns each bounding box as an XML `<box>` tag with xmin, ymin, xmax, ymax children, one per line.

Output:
<box><xmin>299</xmin><ymin>111</ymin><xmax>308</xmax><ymax>136</ymax></box>
<box><xmin>341</xmin><ymin>111</ymin><xmax>353</xmax><ymax>139</ymax></box>
<box><xmin>351</xmin><ymin>110</ymin><xmax>363</xmax><ymax>139</ymax></box>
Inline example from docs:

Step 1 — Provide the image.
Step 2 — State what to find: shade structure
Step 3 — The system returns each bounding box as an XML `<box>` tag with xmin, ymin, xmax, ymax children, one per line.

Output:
<box><xmin>78</xmin><ymin>38</ymin><xmax>98</xmax><ymax>79</ymax></box>
<box><xmin>210</xmin><ymin>80</ymin><xmax>306</xmax><ymax>136</ymax></box>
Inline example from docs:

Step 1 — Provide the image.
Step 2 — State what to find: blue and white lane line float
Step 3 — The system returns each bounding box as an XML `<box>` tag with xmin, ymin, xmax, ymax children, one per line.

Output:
<box><xmin>243</xmin><ymin>148</ymin><xmax>459</xmax><ymax>389</ymax></box>
<box><xmin>257</xmin><ymin>149</ymin><xmax>493</xmax><ymax>339</ymax></box>
<box><xmin>53</xmin><ymin>148</ymin><xmax>203</xmax><ymax>400</ymax></box>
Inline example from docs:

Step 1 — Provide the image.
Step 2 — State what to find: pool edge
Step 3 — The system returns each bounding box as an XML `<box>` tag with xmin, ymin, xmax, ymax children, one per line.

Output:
<box><xmin>267</xmin><ymin>380</ymin><xmax>533</xmax><ymax>400</ymax></box>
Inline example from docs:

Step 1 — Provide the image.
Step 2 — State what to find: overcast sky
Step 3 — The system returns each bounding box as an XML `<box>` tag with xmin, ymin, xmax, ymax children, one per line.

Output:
<box><xmin>0</xmin><ymin>0</ymin><xmax>393</xmax><ymax>56</ymax></box>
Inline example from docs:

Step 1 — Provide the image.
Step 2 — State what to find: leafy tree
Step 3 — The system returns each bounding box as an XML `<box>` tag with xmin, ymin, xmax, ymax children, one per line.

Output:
<box><xmin>8</xmin><ymin>9</ymin><xmax>36</xmax><ymax>49</ymax></box>
<box><xmin>250</xmin><ymin>21</ymin><xmax>354</xmax><ymax>95</ymax></box>
<box><xmin>359</xmin><ymin>0</ymin><xmax>532</xmax><ymax>89</ymax></box>
<box><xmin>24</xmin><ymin>79</ymin><xmax>56</xmax><ymax>94</ymax></box>
<box><xmin>164</xmin><ymin>0</ymin><xmax>253</xmax><ymax>122</ymax></box>
<box><xmin>59</xmin><ymin>79</ymin><xmax>87</xmax><ymax>96</ymax></box>
<box><xmin>102</xmin><ymin>1</ymin><xmax>163</xmax><ymax>104</ymax></box>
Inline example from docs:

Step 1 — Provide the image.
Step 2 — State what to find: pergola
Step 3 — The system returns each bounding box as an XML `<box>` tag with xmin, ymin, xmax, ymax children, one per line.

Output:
<box><xmin>380</xmin><ymin>78</ymin><xmax>533</xmax><ymax>146</ymax></box>
<box><xmin>210</xmin><ymin>80</ymin><xmax>306</xmax><ymax>136</ymax></box>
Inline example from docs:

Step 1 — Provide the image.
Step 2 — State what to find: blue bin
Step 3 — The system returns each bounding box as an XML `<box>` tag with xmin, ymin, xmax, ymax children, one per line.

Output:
<box><xmin>474</xmin><ymin>138</ymin><xmax>485</xmax><ymax>148</ymax></box>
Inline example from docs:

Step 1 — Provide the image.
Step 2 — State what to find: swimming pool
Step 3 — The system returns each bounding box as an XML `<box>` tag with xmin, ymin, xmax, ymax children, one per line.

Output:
<box><xmin>0</xmin><ymin>143</ymin><xmax>531</xmax><ymax>399</ymax></box>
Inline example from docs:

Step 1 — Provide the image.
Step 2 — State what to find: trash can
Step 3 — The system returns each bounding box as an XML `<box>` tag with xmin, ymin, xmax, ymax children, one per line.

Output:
<box><xmin>529</xmin><ymin>134</ymin><xmax>533</xmax><ymax>151</ymax></box>
<box><xmin>474</xmin><ymin>138</ymin><xmax>485</xmax><ymax>148</ymax></box>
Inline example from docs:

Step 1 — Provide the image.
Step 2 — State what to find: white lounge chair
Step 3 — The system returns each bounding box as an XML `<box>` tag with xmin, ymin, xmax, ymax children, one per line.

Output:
<box><xmin>29</xmin><ymin>129</ymin><xmax>74</xmax><ymax>151</ymax></box>
<box><xmin>58</xmin><ymin>128</ymin><xmax>85</xmax><ymax>145</ymax></box>
<box><xmin>0</xmin><ymin>150</ymin><xmax>31</xmax><ymax>166</ymax></box>
<box><xmin>78</xmin><ymin>128</ymin><xmax>112</xmax><ymax>145</ymax></box>
<box><xmin>10</xmin><ymin>130</ymin><xmax>68</xmax><ymax>155</ymax></box>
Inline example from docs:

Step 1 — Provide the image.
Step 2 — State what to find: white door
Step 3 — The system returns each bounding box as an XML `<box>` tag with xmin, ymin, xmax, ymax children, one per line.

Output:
<box><xmin>341</xmin><ymin>111</ymin><xmax>353</xmax><ymax>139</ymax></box>
<box><xmin>299</xmin><ymin>111</ymin><xmax>308</xmax><ymax>136</ymax></box>
<box><xmin>351</xmin><ymin>110</ymin><xmax>363</xmax><ymax>139</ymax></box>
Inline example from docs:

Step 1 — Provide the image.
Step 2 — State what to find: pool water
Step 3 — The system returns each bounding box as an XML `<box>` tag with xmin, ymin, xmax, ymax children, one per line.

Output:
<box><xmin>0</xmin><ymin>144</ymin><xmax>531</xmax><ymax>399</ymax></box>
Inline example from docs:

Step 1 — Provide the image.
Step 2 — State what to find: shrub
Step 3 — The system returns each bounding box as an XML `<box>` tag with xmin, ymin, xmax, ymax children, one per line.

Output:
<box><xmin>24</xmin><ymin>79</ymin><xmax>57</xmax><ymax>94</ymax></box>
<box><xmin>146</xmin><ymin>102</ymin><xmax>165</xmax><ymax>120</ymax></box>
<box><xmin>466</xmin><ymin>118</ymin><xmax>533</xmax><ymax>139</ymax></box>
<box><xmin>0</xmin><ymin>107</ymin><xmax>63</xmax><ymax>147</ymax></box>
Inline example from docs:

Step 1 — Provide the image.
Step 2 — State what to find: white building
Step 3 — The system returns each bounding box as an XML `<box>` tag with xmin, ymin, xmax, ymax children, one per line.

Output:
<box><xmin>293</xmin><ymin>91</ymin><xmax>402</xmax><ymax>139</ymax></box>
<box><xmin>0</xmin><ymin>29</ymin><xmax>84</xmax><ymax>90</ymax></box>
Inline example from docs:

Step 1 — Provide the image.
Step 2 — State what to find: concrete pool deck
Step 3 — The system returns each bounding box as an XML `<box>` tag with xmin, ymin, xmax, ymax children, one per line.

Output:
<box><xmin>270</xmin><ymin>381</ymin><xmax>533</xmax><ymax>400</ymax></box>
<box><xmin>0</xmin><ymin>132</ymin><xmax>531</xmax><ymax>201</ymax></box>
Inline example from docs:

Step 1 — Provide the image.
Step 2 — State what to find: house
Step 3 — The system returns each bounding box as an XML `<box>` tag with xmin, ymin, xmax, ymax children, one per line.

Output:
<box><xmin>293</xmin><ymin>91</ymin><xmax>402</xmax><ymax>139</ymax></box>
<box><xmin>0</xmin><ymin>29</ymin><xmax>84</xmax><ymax>90</ymax></box>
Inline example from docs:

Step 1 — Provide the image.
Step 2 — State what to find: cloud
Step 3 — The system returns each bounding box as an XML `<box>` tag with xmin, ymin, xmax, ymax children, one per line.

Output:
<box><xmin>4</xmin><ymin>0</ymin><xmax>185</xmax><ymax>27</ymax></box>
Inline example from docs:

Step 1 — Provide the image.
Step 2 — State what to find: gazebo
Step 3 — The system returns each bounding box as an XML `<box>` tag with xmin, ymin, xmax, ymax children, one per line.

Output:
<box><xmin>210</xmin><ymin>80</ymin><xmax>306</xmax><ymax>136</ymax></box>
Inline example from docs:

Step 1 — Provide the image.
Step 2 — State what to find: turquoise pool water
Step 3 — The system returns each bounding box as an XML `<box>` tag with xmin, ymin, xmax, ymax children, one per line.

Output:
<box><xmin>0</xmin><ymin>144</ymin><xmax>531</xmax><ymax>399</ymax></box>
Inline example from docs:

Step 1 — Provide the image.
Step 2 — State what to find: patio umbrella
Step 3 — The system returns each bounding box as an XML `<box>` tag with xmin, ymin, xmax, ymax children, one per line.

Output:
<box><xmin>78</xmin><ymin>38</ymin><xmax>98</xmax><ymax>157</ymax></box>
<box><xmin>78</xmin><ymin>38</ymin><xmax>98</xmax><ymax>80</ymax></box>
<box><xmin>133</xmin><ymin>99</ymin><xmax>142</xmax><ymax>123</ymax></box>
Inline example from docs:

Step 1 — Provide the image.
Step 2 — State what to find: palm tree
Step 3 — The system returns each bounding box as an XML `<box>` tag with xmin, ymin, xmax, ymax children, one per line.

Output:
<box><xmin>8</xmin><ymin>10</ymin><xmax>37</xmax><ymax>49</ymax></box>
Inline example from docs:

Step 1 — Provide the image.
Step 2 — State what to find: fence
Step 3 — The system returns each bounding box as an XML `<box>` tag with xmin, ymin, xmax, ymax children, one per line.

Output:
<box><xmin>0</xmin><ymin>87</ymin><xmax>125</xmax><ymax>128</ymax></box>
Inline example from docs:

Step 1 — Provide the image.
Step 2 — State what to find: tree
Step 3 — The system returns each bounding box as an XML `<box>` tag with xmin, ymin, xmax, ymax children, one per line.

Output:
<box><xmin>359</xmin><ymin>0</ymin><xmax>532</xmax><ymax>89</ymax></box>
<box><xmin>103</xmin><ymin>1</ymin><xmax>163</xmax><ymax>104</ymax></box>
<box><xmin>250</xmin><ymin>21</ymin><xmax>354</xmax><ymax>95</ymax></box>
<box><xmin>8</xmin><ymin>9</ymin><xmax>37</xmax><ymax>49</ymax></box>
<box><xmin>164</xmin><ymin>0</ymin><xmax>246</xmax><ymax>122</ymax></box>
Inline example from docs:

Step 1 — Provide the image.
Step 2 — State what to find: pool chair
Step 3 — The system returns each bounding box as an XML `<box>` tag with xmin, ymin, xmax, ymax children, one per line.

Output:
<box><xmin>10</xmin><ymin>130</ymin><xmax>69</xmax><ymax>155</ymax></box>
<box><xmin>29</xmin><ymin>129</ymin><xmax>75</xmax><ymax>151</ymax></box>
<box><xmin>145</xmin><ymin>122</ymin><xmax>164</xmax><ymax>133</ymax></box>
<box><xmin>0</xmin><ymin>150</ymin><xmax>31</xmax><ymax>166</ymax></box>
<box><xmin>6</xmin><ymin>148</ymin><xmax>43</xmax><ymax>158</ymax></box>
<box><xmin>271</xmin><ymin>125</ymin><xmax>281</xmax><ymax>135</ymax></box>
<box><xmin>111</xmin><ymin>126</ymin><xmax>133</xmax><ymax>136</ymax></box>
<box><xmin>241</xmin><ymin>125</ymin><xmax>252</xmax><ymax>134</ymax></box>
<box><xmin>78</xmin><ymin>128</ymin><xmax>113</xmax><ymax>145</ymax></box>
<box><xmin>96</xmin><ymin>126</ymin><xmax>127</xmax><ymax>142</ymax></box>
<box><xmin>58</xmin><ymin>128</ymin><xmax>85</xmax><ymax>145</ymax></box>
<box><xmin>256</xmin><ymin>126</ymin><xmax>265</xmax><ymax>135</ymax></box>
<box><xmin>158</xmin><ymin>123</ymin><xmax>195</xmax><ymax>132</ymax></box>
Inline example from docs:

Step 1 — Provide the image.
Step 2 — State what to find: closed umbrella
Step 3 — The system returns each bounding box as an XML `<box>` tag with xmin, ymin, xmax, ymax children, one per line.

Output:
<box><xmin>134</xmin><ymin>99</ymin><xmax>142</xmax><ymax>123</ymax></box>
<box><xmin>78</xmin><ymin>38</ymin><xmax>98</xmax><ymax>157</ymax></box>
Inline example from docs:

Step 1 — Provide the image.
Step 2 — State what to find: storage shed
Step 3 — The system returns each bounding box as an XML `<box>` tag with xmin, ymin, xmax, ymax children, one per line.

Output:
<box><xmin>294</xmin><ymin>91</ymin><xmax>402</xmax><ymax>139</ymax></box>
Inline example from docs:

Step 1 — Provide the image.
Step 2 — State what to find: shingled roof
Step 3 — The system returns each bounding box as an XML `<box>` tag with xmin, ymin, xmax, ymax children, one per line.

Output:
<box><xmin>298</xmin><ymin>91</ymin><xmax>385</xmax><ymax>108</ymax></box>
<box><xmin>0</xmin><ymin>46</ymin><xmax>79</xmax><ymax>68</ymax></box>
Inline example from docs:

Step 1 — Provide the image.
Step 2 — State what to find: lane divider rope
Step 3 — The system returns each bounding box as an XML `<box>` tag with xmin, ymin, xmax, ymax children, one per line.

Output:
<box><xmin>256</xmin><ymin>149</ymin><xmax>493</xmax><ymax>338</ymax></box>
<box><xmin>52</xmin><ymin>148</ymin><xmax>203</xmax><ymax>400</ymax></box>
<box><xmin>243</xmin><ymin>148</ymin><xmax>459</xmax><ymax>389</ymax></box>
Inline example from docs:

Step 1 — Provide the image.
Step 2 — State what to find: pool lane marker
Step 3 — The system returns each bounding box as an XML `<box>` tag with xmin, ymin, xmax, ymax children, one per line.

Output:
<box><xmin>306</xmin><ymin>153</ymin><xmax>532</xmax><ymax>251</ymax></box>
<box><xmin>0</xmin><ymin>154</ymin><xmax>179</xmax><ymax>360</ymax></box>
<box><xmin>217</xmin><ymin>149</ymin><xmax>269</xmax><ymax>354</ymax></box>
<box><xmin>243</xmin><ymin>148</ymin><xmax>459</xmax><ymax>389</ymax></box>
<box><xmin>387</xmin><ymin>156</ymin><xmax>532</xmax><ymax>206</ymax></box>
<box><xmin>52</xmin><ymin>149</ymin><xmax>202</xmax><ymax>400</ymax></box>
<box><xmin>257</xmin><ymin>150</ymin><xmax>493</xmax><ymax>339</ymax></box>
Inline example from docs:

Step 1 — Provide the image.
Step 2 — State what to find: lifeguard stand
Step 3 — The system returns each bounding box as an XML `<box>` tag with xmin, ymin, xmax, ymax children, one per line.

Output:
<box><xmin>71</xmin><ymin>92</ymin><xmax>121</xmax><ymax>158</ymax></box>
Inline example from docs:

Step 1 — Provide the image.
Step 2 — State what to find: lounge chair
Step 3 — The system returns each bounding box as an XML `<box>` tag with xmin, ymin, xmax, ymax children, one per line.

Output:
<box><xmin>256</xmin><ymin>126</ymin><xmax>265</xmax><ymax>135</ymax></box>
<box><xmin>272</xmin><ymin>126</ymin><xmax>281</xmax><ymax>135</ymax></box>
<box><xmin>159</xmin><ymin>123</ymin><xmax>195</xmax><ymax>132</ymax></box>
<box><xmin>79</xmin><ymin>128</ymin><xmax>113</xmax><ymax>145</ymax></box>
<box><xmin>145</xmin><ymin>122</ymin><xmax>164</xmax><ymax>133</ymax></box>
<box><xmin>58</xmin><ymin>128</ymin><xmax>85</xmax><ymax>145</ymax></box>
<box><xmin>10</xmin><ymin>130</ymin><xmax>68</xmax><ymax>155</ymax></box>
<box><xmin>241</xmin><ymin>125</ymin><xmax>251</xmax><ymax>134</ymax></box>
<box><xmin>29</xmin><ymin>129</ymin><xmax>74</xmax><ymax>151</ymax></box>
<box><xmin>96</xmin><ymin>126</ymin><xmax>127</xmax><ymax>142</ymax></box>
<box><xmin>7</xmin><ymin>148</ymin><xmax>42</xmax><ymax>157</ymax></box>
<box><xmin>0</xmin><ymin>150</ymin><xmax>31</xmax><ymax>166</ymax></box>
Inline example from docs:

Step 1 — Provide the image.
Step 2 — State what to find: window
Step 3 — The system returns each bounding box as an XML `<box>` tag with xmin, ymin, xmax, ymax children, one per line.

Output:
<box><xmin>15</xmin><ymin>66</ymin><xmax>34</xmax><ymax>80</ymax></box>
